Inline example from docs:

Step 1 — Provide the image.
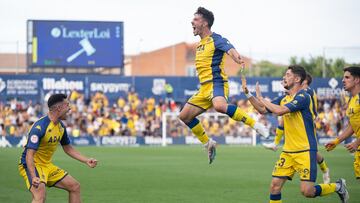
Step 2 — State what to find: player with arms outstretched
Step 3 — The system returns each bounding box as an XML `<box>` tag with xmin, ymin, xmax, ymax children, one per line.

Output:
<box><xmin>242</xmin><ymin>65</ymin><xmax>348</xmax><ymax>203</ymax></box>
<box><xmin>260</xmin><ymin>73</ymin><xmax>330</xmax><ymax>183</ymax></box>
<box><xmin>18</xmin><ymin>94</ymin><xmax>98</xmax><ymax>203</ymax></box>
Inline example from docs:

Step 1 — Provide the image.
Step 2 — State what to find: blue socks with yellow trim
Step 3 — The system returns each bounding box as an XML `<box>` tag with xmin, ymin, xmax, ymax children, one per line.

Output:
<box><xmin>270</xmin><ymin>193</ymin><xmax>281</xmax><ymax>203</ymax></box>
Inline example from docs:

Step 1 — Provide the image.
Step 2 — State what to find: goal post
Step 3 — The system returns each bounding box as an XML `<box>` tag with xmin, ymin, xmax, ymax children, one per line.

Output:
<box><xmin>161</xmin><ymin>111</ymin><xmax>259</xmax><ymax>147</ymax></box>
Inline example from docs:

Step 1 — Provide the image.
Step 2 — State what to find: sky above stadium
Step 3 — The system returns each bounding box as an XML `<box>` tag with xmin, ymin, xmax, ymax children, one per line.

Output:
<box><xmin>1</xmin><ymin>0</ymin><xmax>360</xmax><ymax>64</ymax></box>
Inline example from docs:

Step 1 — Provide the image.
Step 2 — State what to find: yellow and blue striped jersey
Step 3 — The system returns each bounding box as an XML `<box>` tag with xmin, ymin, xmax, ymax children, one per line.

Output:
<box><xmin>346</xmin><ymin>93</ymin><xmax>360</xmax><ymax>138</ymax></box>
<box><xmin>20</xmin><ymin>116</ymin><xmax>70</xmax><ymax>166</ymax></box>
<box><xmin>195</xmin><ymin>32</ymin><xmax>234</xmax><ymax>84</ymax></box>
<box><xmin>272</xmin><ymin>90</ymin><xmax>317</xmax><ymax>152</ymax></box>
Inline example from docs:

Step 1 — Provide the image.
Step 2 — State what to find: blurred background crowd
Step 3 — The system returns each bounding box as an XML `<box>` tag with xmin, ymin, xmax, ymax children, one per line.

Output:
<box><xmin>0</xmin><ymin>90</ymin><xmax>348</xmax><ymax>138</ymax></box>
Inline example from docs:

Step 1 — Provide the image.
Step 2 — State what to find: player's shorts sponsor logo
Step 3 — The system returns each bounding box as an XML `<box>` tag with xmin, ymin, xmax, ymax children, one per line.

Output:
<box><xmin>30</xmin><ymin>135</ymin><xmax>38</xmax><ymax>143</ymax></box>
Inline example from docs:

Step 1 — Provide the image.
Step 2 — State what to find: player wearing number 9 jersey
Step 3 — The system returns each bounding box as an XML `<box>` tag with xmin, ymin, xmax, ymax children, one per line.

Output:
<box><xmin>244</xmin><ymin>65</ymin><xmax>348</xmax><ymax>203</ymax></box>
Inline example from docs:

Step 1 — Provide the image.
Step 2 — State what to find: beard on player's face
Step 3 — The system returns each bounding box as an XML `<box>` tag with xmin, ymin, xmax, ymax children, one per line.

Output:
<box><xmin>57</xmin><ymin>102</ymin><xmax>70</xmax><ymax>121</ymax></box>
<box><xmin>283</xmin><ymin>77</ymin><xmax>298</xmax><ymax>90</ymax></box>
<box><xmin>59</xmin><ymin>112</ymin><xmax>67</xmax><ymax>120</ymax></box>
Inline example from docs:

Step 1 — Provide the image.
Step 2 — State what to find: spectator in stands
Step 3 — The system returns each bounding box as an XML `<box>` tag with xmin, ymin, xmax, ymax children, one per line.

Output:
<box><xmin>0</xmin><ymin>86</ymin><xmax>349</xmax><ymax>140</ymax></box>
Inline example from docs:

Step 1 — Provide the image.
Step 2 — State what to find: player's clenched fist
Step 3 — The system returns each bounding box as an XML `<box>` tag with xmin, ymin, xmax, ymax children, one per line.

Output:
<box><xmin>86</xmin><ymin>158</ymin><xmax>98</xmax><ymax>168</ymax></box>
<box><xmin>32</xmin><ymin>177</ymin><xmax>41</xmax><ymax>188</ymax></box>
<box><xmin>325</xmin><ymin>138</ymin><xmax>340</xmax><ymax>151</ymax></box>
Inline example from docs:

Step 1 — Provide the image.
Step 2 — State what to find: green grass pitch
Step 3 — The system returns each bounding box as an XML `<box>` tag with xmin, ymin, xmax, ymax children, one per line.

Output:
<box><xmin>1</xmin><ymin>146</ymin><xmax>359</xmax><ymax>202</ymax></box>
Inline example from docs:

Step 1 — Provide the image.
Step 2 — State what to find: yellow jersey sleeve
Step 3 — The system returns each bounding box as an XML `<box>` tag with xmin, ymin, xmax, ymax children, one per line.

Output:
<box><xmin>347</xmin><ymin>94</ymin><xmax>360</xmax><ymax>137</ymax></box>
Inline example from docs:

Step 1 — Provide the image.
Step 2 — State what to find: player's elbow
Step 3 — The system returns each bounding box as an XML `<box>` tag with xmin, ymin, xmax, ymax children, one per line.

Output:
<box><xmin>69</xmin><ymin>181</ymin><xmax>81</xmax><ymax>193</ymax></box>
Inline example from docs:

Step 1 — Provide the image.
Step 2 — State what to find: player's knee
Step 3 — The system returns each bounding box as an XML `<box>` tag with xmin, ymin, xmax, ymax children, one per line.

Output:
<box><xmin>213</xmin><ymin>103</ymin><xmax>226</xmax><ymax>113</ymax></box>
<box><xmin>179</xmin><ymin>113</ymin><xmax>190</xmax><ymax>124</ymax></box>
<box><xmin>32</xmin><ymin>187</ymin><xmax>46</xmax><ymax>202</ymax></box>
<box><xmin>69</xmin><ymin>181</ymin><xmax>81</xmax><ymax>193</ymax></box>
<box><xmin>270</xmin><ymin>182</ymin><xmax>282</xmax><ymax>193</ymax></box>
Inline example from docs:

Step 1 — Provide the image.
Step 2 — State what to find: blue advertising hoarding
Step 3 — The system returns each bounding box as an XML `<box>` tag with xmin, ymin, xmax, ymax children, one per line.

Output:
<box><xmin>41</xmin><ymin>75</ymin><xmax>87</xmax><ymax>101</ymax></box>
<box><xmin>0</xmin><ymin>75</ymin><xmax>40</xmax><ymax>101</ymax></box>
<box><xmin>0</xmin><ymin>135</ymin><xmax>354</xmax><ymax>147</ymax></box>
<box><xmin>88</xmin><ymin>75</ymin><xmax>133</xmax><ymax>101</ymax></box>
<box><xmin>0</xmin><ymin>75</ymin><xmax>344</xmax><ymax>104</ymax></box>
<box><xmin>28</xmin><ymin>20</ymin><xmax>124</xmax><ymax>68</ymax></box>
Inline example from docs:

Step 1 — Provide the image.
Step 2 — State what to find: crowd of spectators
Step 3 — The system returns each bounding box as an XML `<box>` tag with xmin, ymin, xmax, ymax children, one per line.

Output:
<box><xmin>0</xmin><ymin>91</ymin><xmax>348</xmax><ymax>138</ymax></box>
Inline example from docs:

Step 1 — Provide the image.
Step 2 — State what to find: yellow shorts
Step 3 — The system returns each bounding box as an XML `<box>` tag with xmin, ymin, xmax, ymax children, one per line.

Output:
<box><xmin>354</xmin><ymin>150</ymin><xmax>360</xmax><ymax>179</ymax></box>
<box><xmin>272</xmin><ymin>151</ymin><xmax>317</xmax><ymax>182</ymax></box>
<box><xmin>18</xmin><ymin>163</ymin><xmax>68</xmax><ymax>190</ymax></box>
<box><xmin>187</xmin><ymin>81</ymin><xmax>229</xmax><ymax>110</ymax></box>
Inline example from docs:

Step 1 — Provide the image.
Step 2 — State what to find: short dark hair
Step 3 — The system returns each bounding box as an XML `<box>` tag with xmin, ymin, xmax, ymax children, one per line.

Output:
<box><xmin>305</xmin><ymin>72</ymin><xmax>312</xmax><ymax>85</ymax></box>
<box><xmin>344</xmin><ymin>66</ymin><xmax>360</xmax><ymax>78</ymax></box>
<box><xmin>195</xmin><ymin>7</ymin><xmax>214</xmax><ymax>28</ymax></box>
<box><xmin>288</xmin><ymin>65</ymin><xmax>306</xmax><ymax>84</ymax></box>
<box><xmin>48</xmin><ymin>93</ymin><xmax>67</xmax><ymax>108</ymax></box>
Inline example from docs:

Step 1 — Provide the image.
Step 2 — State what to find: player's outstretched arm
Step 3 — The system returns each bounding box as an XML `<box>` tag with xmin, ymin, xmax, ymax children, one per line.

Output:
<box><xmin>62</xmin><ymin>145</ymin><xmax>98</xmax><ymax>168</ymax></box>
<box><xmin>227</xmin><ymin>48</ymin><xmax>245</xmax><ymax>66</ymax></box>
<box><xmin>25</xmin><ymin>149</ymin><xmax>41</xmax><ymax>188</ymax></box>
<box><xmin>258</xmin><ymin>97</ymin><xmax>290</xmax><ymax>116</ymax></box>
<box><xmin>325</xmin><ymin>125</ymin><xmax>354</xmax><ymax>151</ymax></box>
